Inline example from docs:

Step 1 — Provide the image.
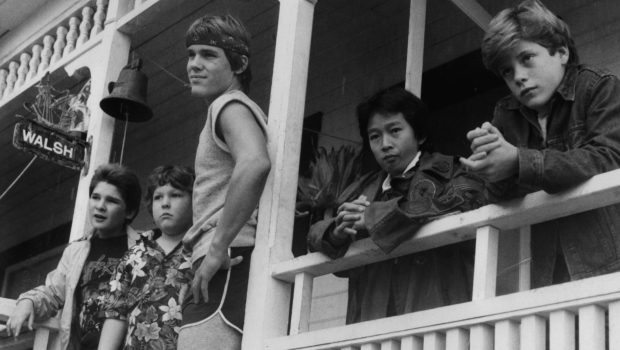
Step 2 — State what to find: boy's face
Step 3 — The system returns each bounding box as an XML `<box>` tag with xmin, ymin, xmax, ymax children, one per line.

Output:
<box><xmin>367</xmin><ymin>112</ymin><xmax>421</xmax><ymax>177</ymax></box>
<box><xmin>187</xmin><ymin>44</ymin><xmax>241</xmax><ymax>101</ymax></box>
<box><xmin>499</xmin><ymin>40</ymin><xmax>569</xmax><ymax>112</ymax></box>
<box><xmin>152</xmin><ymin>184</ymin><xmax>193</xmax><ymax>237</ymax></box>
<box><xmin>89</xmin><ymin>182</ymin><xmax>130</xmax><ymax>236</ymax></box>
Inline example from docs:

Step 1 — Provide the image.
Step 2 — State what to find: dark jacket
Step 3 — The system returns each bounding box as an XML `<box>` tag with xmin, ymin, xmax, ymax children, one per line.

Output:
<box><xmin>308</xmin><ymin>152</ymin><xmax>485</xmax><ymax>323</ymax></box>
<box><xmin>489</xmin><ymin>64</ymin><xmax>620</xmax><ymax>287</ymax></box>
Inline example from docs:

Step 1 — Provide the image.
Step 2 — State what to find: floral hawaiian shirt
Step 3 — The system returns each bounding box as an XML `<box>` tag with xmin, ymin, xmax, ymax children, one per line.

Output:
<box><xmin>103</xmin><ymin>230</ymin><xmax>193</xmax><ymax>350</ymax></box>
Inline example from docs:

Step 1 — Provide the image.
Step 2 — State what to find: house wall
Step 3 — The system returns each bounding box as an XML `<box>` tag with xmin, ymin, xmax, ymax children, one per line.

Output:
<box><xmin>3</xmin><ymin>0</ymin><xmax>620</xmax><ymax>333</ymax></box>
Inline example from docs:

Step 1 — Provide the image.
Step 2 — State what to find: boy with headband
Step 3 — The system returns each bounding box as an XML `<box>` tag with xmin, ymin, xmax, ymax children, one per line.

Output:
<box><xmin>179</xmin><ymin>14</ymin><xmax>271</xmax><ymax>350</ymax></box>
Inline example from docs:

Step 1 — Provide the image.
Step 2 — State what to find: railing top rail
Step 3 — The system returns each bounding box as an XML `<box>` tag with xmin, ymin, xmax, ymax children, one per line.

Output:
<box><xmin>272</xmin><ymin>168</ymin><xmax>620</xmax><ymax>282</ymax></box>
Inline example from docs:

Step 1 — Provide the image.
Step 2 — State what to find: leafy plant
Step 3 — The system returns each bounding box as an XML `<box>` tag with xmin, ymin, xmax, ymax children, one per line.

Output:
<box><xmin>297</xmin><ymin>145</ymin><xmax>362</xmax><ymax>222</ymax></box>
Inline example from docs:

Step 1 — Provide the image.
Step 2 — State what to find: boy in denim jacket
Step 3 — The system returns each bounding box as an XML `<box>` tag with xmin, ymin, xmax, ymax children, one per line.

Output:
<box><xmin>461</xmin><ymin>0</ymin><xmax>620</xmax><ymax>287</ymax></box>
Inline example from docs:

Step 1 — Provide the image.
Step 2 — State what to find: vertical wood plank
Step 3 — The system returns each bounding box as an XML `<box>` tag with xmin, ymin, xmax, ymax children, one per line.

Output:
<box><xmin>446</xmin><ymin>328</ymin><xmax>468</xmax><ymax>350</ymax></box>
<box><xmin>495</xmin><ymin>320</ymin><xmax>519</xmax><ymax>350</ymax></box>
<box><xmin>470</xmin><ymin>324</ymin><xmax>493</xmax><ymax>350</ymax></box>
<box><xmin>401</xmin><ymin>335</ymin><xmax>423</xmax><ymax>350</ymax></box>
<box><xmin>361</xmin><ymin>344</ymin><xmax>380</xmax><ymax>350</ymax></box>
<box><xmin>423</xmin><ymin>332</ymin><xmax>445</xmax><ymax>350</ymax></box>
<box><xmin>447</xmin><ymin>0</ymin><xmax>491</xmax><ymax>30</ymax></box>
<box><xmin>518</xmin><ymin>226</ymin><xmax>531</xmax><ymax>291</ymax></box>
<box><xmin>33</xmin><ymin>328</ymin><xmax>50</xmax><ymax>350</ymax></box>
<box><xmin>68</xmin><ymin>0</ymin><xmax>133</xmax><ymax>240</ymax></box>
<box><xmin>610</xmin><ymin>301</ymin><xmax>620</xmax><ymax>350</ymax></box>
<box><xmin>579</xmin><ymin>305</ymin><xmax>605</xmax><ymax>350</ymax></box>
<box><xmin>520</xmin><ymin>315</ymin><xmax>545</xmax><ymax>350</ymax></box>
<box><xmin>473</xmin><ymin>226</ymin><xmax>499</xmax><ymax>300</ymax></box>
<box><xmin>405</xmin><ymin>0</ymin><xmax>426</xmax><ymax>95</ymax></box>
<box><xmin>289</xmin><ymin>272</ymin><xmax>313</xmax><ymax>335</ymax></box>
<box><xmin>242</xmin><ymin>0</ymin><xmax>317</xmax><ymax>349</ymax></box>
<box><xmin>381</xmin><ymin>339</ymin><xmax>400</xmax><ymax>350</ymax></box>
<box><xmin>550</xmin><ymin>310</ymin><xmax>575</xmax><ymax>350</ymax></box>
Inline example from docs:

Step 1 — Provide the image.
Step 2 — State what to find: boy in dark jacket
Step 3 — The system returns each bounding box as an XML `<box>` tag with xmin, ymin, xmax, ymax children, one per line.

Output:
<box><xmin>309</xmin><ymin>87</ymin><xmax>485</xmax><ymax>323</ymax></box>
<box><xmin>461</xmin><ymin>0</ymin><xmax>620</xmax><ymax>287</ymax></box>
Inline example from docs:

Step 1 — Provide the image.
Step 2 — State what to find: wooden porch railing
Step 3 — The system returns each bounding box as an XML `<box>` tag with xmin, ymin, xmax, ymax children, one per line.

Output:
<box><xmin>264</xmin><ymin>168</ymin><xmax>620</xmax><ymax>350</ymax></box>
<box><xmin>0</xmin><ymin>297</ymin><xmax>61</xmax><ymax>350</ymax></box>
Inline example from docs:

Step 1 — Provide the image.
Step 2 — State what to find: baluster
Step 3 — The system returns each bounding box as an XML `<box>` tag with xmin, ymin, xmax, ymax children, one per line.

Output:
<box><xmin>550</xmin><ymin>310</ymin><xmax>575</xmax><ymax>350</ymax></box>
<box><xmin>423</xmin><ymin>333</ymin><xmax>445</xmax><ymax>350</ymax></box>
<box><xmin>579</xmin><ymin>305</ymin><xmax>605</xmax><ymax>350</ymax></box>
<box><xmin>50</xmin><ymin>26</ymin><xmax>67</xmax><ymax>65</ymax></box>
<box><xmin>15</xmin><ymin>53</ymin><xmax>30</xmax><ymax>88</ymax></box>
<box><xmin>494</xmin><ymin>320</ymin><xmax>519</xmax><ymax>350</ymax></box>
<box><xmin>445</xmin><ymin>328</ymin><xmax>468</xmax><ymax>350</ymax></box>
<box><xmin>3</xmin><ymin>61</ymin><xmax>18</xmax><ymax>99</ymax></box>
<box><xmin>63</xmin><ymin>17</ymin><xmax>79</xmax><ymax>56</ymax></box>
<box><xmin>521</xmin><ymin>315</ymin><xmax>545</xmax><ymax>350</ymax></box>
<box><xmin>27</xmin><ymin>45</ymin><xmax>42</xmax><ymax>81</ymax></box>
<box><xmin>400</xmin><ymin>336</ymin><xmax>423</xmax><ymax>350</ymax></box>
<box><xmin>77</xmin><ymin>7</ymin><xmax>93</xmax><ymax>46</ymax></box>
<box><xmin>38</xmin><ymin>35</ymin><xmax>54</xmax><ymax>75</ymax></box>
<box><xmin>0</xmin><ymin>69</ymin><xmax>8</xmax><ymax>99</ymax></box>
<box><xmin>90</xmin><ymin>0</ymin><xmax>108</xmax><ymax>37</ymax></box>
<box><xmin>610</xmin><ymin>301</ymin><xmax>620</xmax><ymax>350</ymax></box>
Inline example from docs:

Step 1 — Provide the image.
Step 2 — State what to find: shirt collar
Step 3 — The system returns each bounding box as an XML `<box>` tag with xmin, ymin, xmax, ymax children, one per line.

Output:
<box><xmin>382</xmin><ymin>151</ymin><xmax>421</xmax><ymax>192</ymax></box>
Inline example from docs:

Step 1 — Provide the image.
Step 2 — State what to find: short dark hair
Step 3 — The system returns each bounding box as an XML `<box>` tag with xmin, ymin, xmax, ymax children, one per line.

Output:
<box><xmin>89</xmin><ymin>163</ymin><xmax>142</xmax><ymax>223</ymax></box>
<box><xmin>482</xmin><ymin>0</ymin><xmax>578</xmax><ymax>76</ymax></box>
<box><xmin>357</xmin><ymin>87</ymin><xmax>430</xmax><ymax>151</ymax></box>
<box><xmin>186</xmin><ymin>14</ymin><xmax>252</xmax><ymax>92</ymax></box>
<box><xmin>145</xmin><ymin>165</ymin><xmax>195</xmax><ymax>215</ymax></box>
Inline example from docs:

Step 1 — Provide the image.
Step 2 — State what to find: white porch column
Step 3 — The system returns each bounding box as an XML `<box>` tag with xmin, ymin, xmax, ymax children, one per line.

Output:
<box><xmin>242</xmin><ymin>0</ymin><xmax>316</xmax><ymax>348</ymax></box>
<box><xmin>405</xmin><ymin>0</ymin><xmax>426</xmax><ymax>96</ymax></box>
<box><xmin>68</xmin><ymin>0</ymin><xmax>133</xmax><ymax>240</ymax></box>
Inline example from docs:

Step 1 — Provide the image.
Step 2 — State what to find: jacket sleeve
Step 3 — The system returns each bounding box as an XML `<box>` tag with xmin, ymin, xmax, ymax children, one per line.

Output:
<box><xmin>516</xmin><ymin>75</ymin><xmax>620</xmax><ymax>193</ymax></box>
<box><xmin>17</xmin><ymin>244</ymin><xmax>73</xmax><ymax>322</ymax></box>
<box><xmin>307</xmin><ymin>217</ymin><xmax>353</xmax><ymax>259</ymax></box>
<box><xmin>365</xmin><ymin>166</ymin><xmax>486</xmax><ymax>253</ymax></box>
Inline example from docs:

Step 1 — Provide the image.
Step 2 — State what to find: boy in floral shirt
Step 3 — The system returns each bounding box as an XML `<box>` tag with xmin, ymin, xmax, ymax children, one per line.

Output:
<box><xmin>98</xmin><ymin>166</ymin><xmax>195</xmax><ymax>350</ymax></box>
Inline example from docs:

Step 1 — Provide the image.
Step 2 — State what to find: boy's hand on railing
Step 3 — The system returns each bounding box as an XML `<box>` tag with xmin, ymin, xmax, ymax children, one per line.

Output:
<box><xmin>6</xmin><ymin>299</ymin><xmax>34</xmax><ymax>337</ymax></box>
<box><xmin>333</xmin><ymin>195</ymin><xmax>370</xmax><ymax>241</ymax></box>
<box><xmin>460</xmin><ymin>122</ymin><xmax>518</xmax><ymax>182</ymax></box>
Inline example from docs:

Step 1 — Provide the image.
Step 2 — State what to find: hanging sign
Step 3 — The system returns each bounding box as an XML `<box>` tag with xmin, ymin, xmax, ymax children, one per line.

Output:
<box><xmin>13</xmin><ymin>118</ymin><xmax>88</xmax><ymax>171</ymax></box>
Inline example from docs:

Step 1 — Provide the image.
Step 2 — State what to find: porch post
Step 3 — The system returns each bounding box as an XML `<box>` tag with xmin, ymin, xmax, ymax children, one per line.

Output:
<box><xmin>405</xmin><ymin>0</ymin><xmax>426</xmax><ymax>96</ymax></box>
<box><xmin>242</xmin><ymin>0</ymin><xmax>317</xmax><ymax>348</ymax></box>
<box><xmin>68</xmin><ymin>0</ymin><xmax>133</xmax><ymax>240</ymax></box>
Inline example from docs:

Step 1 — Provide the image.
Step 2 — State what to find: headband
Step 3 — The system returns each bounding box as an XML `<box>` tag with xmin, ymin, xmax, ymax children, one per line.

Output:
<box><xmin>186</xmin><ymin>32</ymin><xmax>250</xmax><ymax>57</ymax></box>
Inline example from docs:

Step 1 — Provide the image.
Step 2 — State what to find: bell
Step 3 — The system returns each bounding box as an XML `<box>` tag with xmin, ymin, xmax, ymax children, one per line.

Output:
<box><xmin>100</xmin><ymin>59</ymin><xmax>153</xmax><ymax>122</ymax></box>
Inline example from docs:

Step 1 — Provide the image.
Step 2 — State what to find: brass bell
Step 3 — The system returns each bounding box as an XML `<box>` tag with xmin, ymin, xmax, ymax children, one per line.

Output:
<box><xmin>100</xmin><ymin>59</ymin><xmax>153</xmax><ymax>122</ymax></box>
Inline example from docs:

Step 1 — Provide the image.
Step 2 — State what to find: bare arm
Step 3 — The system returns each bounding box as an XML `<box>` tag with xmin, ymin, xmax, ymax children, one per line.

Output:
<box><xmin>97</xmin><ymin>319</ymin><xmax>127</xmax><ymax>350</ymax></box>
<box><xmin>192</xmin><ymin>101</ymin><xmax>271</xmax><ymax>302</ymax></box>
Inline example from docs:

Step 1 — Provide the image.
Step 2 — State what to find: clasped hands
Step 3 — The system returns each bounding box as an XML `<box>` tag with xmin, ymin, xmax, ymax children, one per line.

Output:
<box><xmin>459</xmin><ymin>122</ymin><xmax>518</xmax><ymax>182</ymax></box>
<box><xmin>331</xmin><ymin>195</ymin><xmax>370</xmax><ymax>241</ymax></box>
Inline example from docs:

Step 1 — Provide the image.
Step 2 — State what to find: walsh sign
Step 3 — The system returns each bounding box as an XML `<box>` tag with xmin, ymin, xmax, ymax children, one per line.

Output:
<box><xmin>13</xmin><ymin>118</ymin><xmax>89</xmax><ymax>171</ymax></box>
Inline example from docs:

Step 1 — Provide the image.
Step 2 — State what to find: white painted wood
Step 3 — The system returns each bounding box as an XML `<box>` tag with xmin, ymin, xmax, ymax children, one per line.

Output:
<box><xmin>494</xmin><ymin>320</ymin><xmax>519</xmax><ymax>350</ymax></box>
<box><xmin>290</xmin><ymin>272</ymin><xmax>314</xmax><ymax>335</ymax></box>
<box><xmin>405</xmin><ymin>0</ymin><xmax>426</xmax><ymax>96</ymax></box>
<box><xmin>50</xmin><ymin>26</ymin><xmax>67</xmax><ymax>65</ymax></box>
<box><xmin>520</xmin><ymin>315</ymin><xmax>545</xmax><ymax>350</ymax></box>
<box><xmin>518</xmin><ymin>226</ymin><xmax>531</xmax><ymax>291</ymax></box>
<box><xmin>473</xmin><ymin>226</ymin><xmax>499</xmax><ymax>300</ymax></box>
<box><xmin>77</xmin><ymin>7</ymin><xmax>94</xmax><ymax>46</ymax></box>
<box><xmin>242</xmin><ymin>0</ymin><xmax>316</xmax><ymax>349</ymax></box>
<box><xmin>341</xmin><ymin>347</ymin><xmax>358</xmax><ymax>350</ymax></box>
<box><xmin>32</xmin><ymin>328</ymin><xmax>50</xmax><ymax>350</ymax></box>
<box><xmin>68</xmin><ymin>0</ymin><xmax>133</xmax><ymax>240</ymax></box>
<box><xmin>361</xmin><ymin>344</ymin><xmax>380</xmax><ymax>350</ymax></box>
<box><xmin>15</xmin><ymin>52</ymin><xmax>30</xmax><ymax>88</ymax></box>
<box><xmin>400</xmin><ymin>335</ymin><xmax>423</xmax><ymax>350</ymax></box>
<box><xmin>610</xmin><ymin>301</ymin><xmax>620</xmax><ymax>350</ymax></box>
<box><xmin>63</xmin><ymin>17</ymin><xmax>79</xmax><ymax>56</ymax></box>
<box><xmin>38</xmin><ymin>35</ymin><xmax>54</xmax><ymax>75</ymax></box>
<box><xmin>381</xmin><ymin>339</ymin><xmax>399</xmax><ymax>350</ymax></box>
<box><xmin>448</xmin><ymin>0</ymin><xmax>491</xmax><ymax>30</ymax></box>
<box><xmin>470</xmin><ymin>324</ymin><xmax>493</xmax><ymax>350</ymax></box>
<box><xmin>578</xmin><ymin>305</ymin><xmax>605</xmax><ymax>350</ymax></box>
<box><xmin>445</xmin><ymin>328</ymin><xmax>468</xmax><ymax>350</ymax></box>
<box><xmin>91</xmin><ymin>0</ymin><xmax>108</xmax><ymax>37</ymax></box>
<box><xmin>267</xmin><ymin>270</ymin><xmax>620</xmax><ymax>349</ymax></box>
<box><xmin>549</xmin><ymin>310</ymin><xmax>575</xmax><ymax>350</ymax></box>
<box><xmin>26</xmin><ymin>44</ymin><xmax>42</xmax><ymax>80</ymax></box>
<box><xmin>0</xmin><ymin>69</ymin><xmax>7</xmax><ymax>98</ymax></box>
<box><xmin>423</xmin><ymin>332</ymin><xmax>445</xmax><ymax>350</ymax></box>
<box><xmin>272</xmin><ymin>168</ymin><xmax>620</xmax><ymax>282</ymax></box>
<box><xmin>3</xmin><ymin>61</ymin><xmax>18</xmax><ymax>98</ymax></box>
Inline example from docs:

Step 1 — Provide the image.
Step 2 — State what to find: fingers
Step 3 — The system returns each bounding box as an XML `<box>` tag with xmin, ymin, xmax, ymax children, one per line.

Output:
<box><xmin>200</xmin><ymin>277</ymin><xmax>209</xmax><ymax>304</ymax></box>
<box><xmin>229</xmin><ymin>256</ymin><xmax>243</xmax><ymax>267</ymax></box>
<box><xmin>466</xmin><ymin>126</ymin><xmax>489</xmax><ymax>141</ymax></box>
<box><xmin>191</xmin><ymin>276</ymin><xmax>201</xmax><ymax>304</ymax></box>
<box><xmin>473</xmin><ymin>140</ymin><xmax>502</xmax><ymax>155</ymax></box>
<box><xmin>27</xmin><ymin>312</ymin><xmax>33</xmax><ymax>332</ymax></box>
<box><xmin>335</xmin><ymin>222</ymin><xmax>357</xmax><ymax>237</ymax></box>
<box><xmin>470</xmin><ymin>133</ymin><xmax>499</xmax><ymax>152</ymax></box>
<box><xmin>459</xmin><ymin>156</ymin><xmax>487</xmax><ymax>171</ymax></box>
<box><xmin>337</xmin><ymin>202</ymin><xmax>366</xmax><ymax>214</ymax></box>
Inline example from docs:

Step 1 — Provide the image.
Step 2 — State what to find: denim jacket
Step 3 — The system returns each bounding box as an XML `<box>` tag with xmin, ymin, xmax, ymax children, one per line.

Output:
<box><xmin>489</xmin><ymin>64</ymin><xmax>620</xmax><ymax>287</ymax></box>
<box><xmin>308</xmin><ymin>152</ymin><xmax>485</xmax><ymax>323</ymax></box>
